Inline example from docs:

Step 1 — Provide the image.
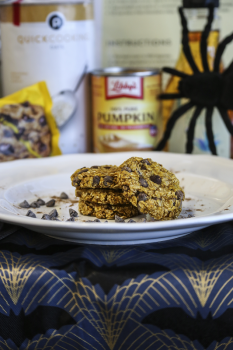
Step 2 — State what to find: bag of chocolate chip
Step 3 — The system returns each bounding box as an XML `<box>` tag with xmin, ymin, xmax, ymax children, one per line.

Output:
<box><xmin>0</xmin><ymin>81</ymin><xmax>61</xmax><ymax>161</ymax></box>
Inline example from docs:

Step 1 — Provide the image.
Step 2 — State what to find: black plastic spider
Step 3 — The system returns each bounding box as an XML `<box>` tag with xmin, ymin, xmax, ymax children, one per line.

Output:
<box><xmin>156</xmin><ymin>5</ymin><xmax>233</xmax><ymax>155</ymax></box>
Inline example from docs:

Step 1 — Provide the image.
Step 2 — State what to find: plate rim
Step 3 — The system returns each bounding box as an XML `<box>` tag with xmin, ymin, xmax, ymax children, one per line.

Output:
<box><xmin>0</xmin><ymin>152</ymin><xmax>233</xmax><ymax>243</ymax></box>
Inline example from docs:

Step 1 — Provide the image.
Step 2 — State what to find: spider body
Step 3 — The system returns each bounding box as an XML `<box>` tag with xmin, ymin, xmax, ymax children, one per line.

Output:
<box><xmin>156</xmin><ymin>6</ymin><xmax>233</xmax><ymax>155</ymax></box>
<box><xmin>179</xmin><ymin>72</ymin><xmax>223</xmax><ymax>107</ymax></box>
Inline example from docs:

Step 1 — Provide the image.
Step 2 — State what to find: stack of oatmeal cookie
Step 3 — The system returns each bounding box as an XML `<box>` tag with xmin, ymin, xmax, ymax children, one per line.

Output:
<box><xmin>71</xmin><ymin>165</ymin><xmax>138</xmax><ymax>220</ymax></box>
<box><xmin>71</xmin><ymin>157</ymin><xmax>185</xmax><ymax>221</ymax></box>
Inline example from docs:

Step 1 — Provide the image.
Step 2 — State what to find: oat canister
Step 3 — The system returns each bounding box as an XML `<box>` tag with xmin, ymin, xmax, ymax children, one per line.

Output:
<box><xmin>91</xmin><ymin>68</ymin><xmax>162</xmax><ymax>153</ymax></box>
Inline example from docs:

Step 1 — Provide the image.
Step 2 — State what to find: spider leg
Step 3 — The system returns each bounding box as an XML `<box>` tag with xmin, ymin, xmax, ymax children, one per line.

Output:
<box><xmin>186</xmin><ymin>106</ymin><xmax>203</xmax><ymax>154</ymax></box>
<box><xmin>218</xmin><ymin>106</ymin><xmax>233</xmax><ymax>136</ymax></box>
<box><xmin>214</xmin><ymin>33</ymin><xmax>233</xmax><ymax>72</ymax></box>
<box><xmin>179</xmin><ymin>7</ymin><xmax>199</xmax><ymax>73</ymax></box>
<box><xmin>156</xmin><ymin>101</ymin><xmax>194</xmax><ymax>151</ymax></box>
<box><xmin>205</xmin><ymin>107</ymin><xmax>217</xmax><ymax>155</ymax></box>
<box><xmin>163</xmin><ymin>67</ymin><xmax>190</xmax><ymax>79</ymax></box>
<box><xmin>200</xmin><ymin>5</ymin><xmax>214</xmax><ymax>72</ymax></box>
<box><xmin>160</xmin><ymin>93</ymin><xmax>184</xmax><ymax>100</ymax></box>
<box><xmin>222</xmin><ymin>60</ymin><xmax>233</xmax><ymax>77</ymax></box>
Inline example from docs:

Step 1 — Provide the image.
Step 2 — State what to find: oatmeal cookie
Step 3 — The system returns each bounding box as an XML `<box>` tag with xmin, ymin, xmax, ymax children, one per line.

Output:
<box><xmin>79</xmin><ymin>200</ymin><xmax>139</xmax><ymax>220</ymax></box>
<box><xmin>117</xmin><ymin>157</ymin><xmax>184</xmax><ymax>220</ymax></box>
<box><xmin>71</xmin><ymin>165</ymin><xmax>120</xmax><ymax>189</ymax></box>
<box><xmin>76</xmin><ymin>188</ymin><xmax>129</xmax><ymax>205</ymax></box>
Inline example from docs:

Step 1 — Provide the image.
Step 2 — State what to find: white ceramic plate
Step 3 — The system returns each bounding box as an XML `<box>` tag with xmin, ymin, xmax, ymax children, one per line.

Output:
<box><xmin>0</xmin><ymin>152</ymin><xmax>233</xmax><ymax>245</ymax></box>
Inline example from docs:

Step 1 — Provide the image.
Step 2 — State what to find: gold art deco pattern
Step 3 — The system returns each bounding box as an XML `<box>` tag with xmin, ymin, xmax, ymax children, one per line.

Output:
<box><xmin>0</xmin><ymin>223</ymin><xmax>233</xmax><ymax>348</ymax></box>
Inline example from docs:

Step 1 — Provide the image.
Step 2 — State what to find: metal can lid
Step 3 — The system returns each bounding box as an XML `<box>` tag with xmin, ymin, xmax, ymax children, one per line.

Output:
<box><xmin>0</xmin><ymin>0</ymin><xmax>91</xmax><ymax>4</ymax></box>
<box><xmin>183</xmin><ymin>0</ymin><xmax>219</xmax><ymax>7</ymax></box>
<box><xmin>91</xmin><ymin>67</ymin><xmax>160</xmax><ymax>77</ymax></box>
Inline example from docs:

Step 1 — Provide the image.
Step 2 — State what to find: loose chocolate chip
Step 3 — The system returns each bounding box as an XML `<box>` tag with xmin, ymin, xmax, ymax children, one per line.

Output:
<box><xmin>176</xmin><ymin>191</ymin><xmax>184</xmax><ymax>201</ymax></box>
<box><xmin>30</xmin><ymin>201</ymin><xmax>40</xmax><ymax>208</ymax></box>
<box><xmin>0</xmin><ymin>144</ymin><xmax>14</xmax><ymax>156</ymax></box>
<box><xmin>67</xmin><ymin>217</ymin><xmax>75</xmax><ymax>222</ymax></box>
<box><xmin>22</xmin><ymin>115</ymin><xmax>34</xmax><ymax>123</ymax></box>
<box><xmin>141</xmin><ymin>159</ymin><xmax>151</xmax><ymax>165</ymax></box>
<box><xmin>94</xmin><ymin>219</ymin><xmax>101</xmax><ymax>223</ymax></box>
<box><xmin>128</xmin><ymin>219</ymin><xmax>136</xmax><ymax>223</ymax></box>
<box><xmin>37</xmin><ymin>198</ymin><xmax>45</xmax><ymax>206</ymax></box>
<box><xmin>150</xmin><ymin>175</ymin><xmax>162</xmax><ymax>185</ymax></box>
<box><xmin>46</xmin><ymin>199</ymin><xmax>55</xmax><ymax>207</ymax></box>
<box><xmin>91</xmin><ymin>166</ymin><xmax>99</xmax><ymax>169</ymax></box>
<box><xmin>115</xmin><ymin>215</ymin><xmax>125</xmax><ymax>223</ymax></box>
<box><xmin>123</xmin><ymin>185</ymin><xmax>130</xmax><ymax>192</ymax></box>
<box><xmin>21</xmin><ymin>101</ymin><xmax>30</xmax><ymax>107</ymax></box>
<box><xmin>93</xmin><ymin>176</ymin><xmax>100</xmax><ymax>186</ymax></box>
<box><xmin>51</xmin><ymin>217</ymin><xmax>60</xmax><ymax>221</ymax></box>
<box><xmin>39</xmin><ymin>143</ymin><xmax>47</xmax><ymax>153</ymax></box>
<box><xmin>69</xmin><ymin>209</ymin><xmax>78</xmax><ymax>218</ymax></box>
<box><xmin>60</xmin><ymin>192</ymin><xmax>69</xmax><ymax>199</ymax></box>
<box><xmin>137</xmin><ymin>192</ymin><xmax>148</xmax><ymax>202</ymax></box>
<box><xmin>17</xmin><ymin>128</ymin><xmax>25</xmax><ymax>138</ymax></box>
<box><xmin>173</xmin><ymin>198</ymin><xmax>177</xmax><ymax>207</ymax></box>
<box><xmin>39</xmin><ymin>116</ymin><xmax>47</xmax><ymax>126</ymax></box>
<box><xmin>26</xmin><ymin>210</ymin><xmax>36</xmax><ymax>218</ymax></box>
<box><xmin>78</xmin><ymin>169</ymin><xmax>89</xmax><ymax>175</ymax></box>
<box><xmin>139</xmin><ymin>177</ymin><xmax>148</xmax><ymax>188</ymax></box>
<box><xmin>19</xmin><ymin>200</ymin><xmax>30</xmax><ymax>209</ymax></box>
<box><xmin>41</xmin><ymin>214</ymin><xmax>51</xmax><ymax>220</ymax></box>
<box><xmin>122</xmin><ymin>167</ymin><xmax>132</xmax><ymax>173</ymax></box>
<box><xmin>141</xmin><ymin>165</ymin><xmax>147</xmax><ymax>170</ymax></box>
<box><xmin>49</xmin><ymin>209</ymin><xmax>58</xmax><ymax>218</ymax></box>
<box><xmin>3</xmin><ymin>129</ymin><xmax>14</xmax><ymax>138</ymax></box>
<box><xmin>104</xmin><ymin>221</ymin><xmax>108</xmax><ymax>223</ymax></box>
<box><xmin>103</xmin><ymin>176</ymin><xmax>113</xmax><ymax>187</ymax></box>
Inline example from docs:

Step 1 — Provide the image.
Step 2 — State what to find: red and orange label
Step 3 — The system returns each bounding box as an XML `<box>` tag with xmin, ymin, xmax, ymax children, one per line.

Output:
<box><xmin>92</xmin><ymin>72</ymin><xmax>162</xmax><ymax>153</ymax></box>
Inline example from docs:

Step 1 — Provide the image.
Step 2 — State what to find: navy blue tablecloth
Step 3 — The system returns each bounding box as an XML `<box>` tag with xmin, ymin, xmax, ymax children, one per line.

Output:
<box><xmin>0</xmin><ymin>222</ymin><xmax>233</xmax><ymax>349</ymax></box>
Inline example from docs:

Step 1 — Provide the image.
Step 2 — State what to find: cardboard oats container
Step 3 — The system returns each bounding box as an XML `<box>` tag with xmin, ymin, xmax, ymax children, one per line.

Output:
<box><xmin>0</xmin><ymin>0</ymin><xmax>94</xmax><ymax>155</ymax></box>
<box><xmin>91</xmin><ymin>67</ymin><xmax>162</xmax><ymax>153</ymax></box>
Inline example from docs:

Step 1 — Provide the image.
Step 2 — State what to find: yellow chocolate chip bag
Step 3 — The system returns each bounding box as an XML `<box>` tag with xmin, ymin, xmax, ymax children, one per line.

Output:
<box><xmin>0</xmin><ymin>81</ymin><xmax>61</xmax><ymax>162</ymax></box>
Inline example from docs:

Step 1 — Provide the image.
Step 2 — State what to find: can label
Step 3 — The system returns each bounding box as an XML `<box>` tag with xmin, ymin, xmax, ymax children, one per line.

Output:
<box><xmin>0</xmin><ymin>3</ymin><xmax>94</xmax><ymax>154</ymax></box>
<box><xmin>92</xmin><ymin>73</ymin><xmax>162</xmax><ymax>153</ymax></box>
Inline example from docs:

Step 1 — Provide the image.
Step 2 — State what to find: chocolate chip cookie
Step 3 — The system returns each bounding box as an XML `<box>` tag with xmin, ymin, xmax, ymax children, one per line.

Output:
<box><xmin>71</xmin><ymin>165</ymin><xmax>120</xmax><ymax>189</ymax></box>
<box><xmin>117</xmin><ymin>157</ymin><xmax>184</xmax><ymax>220</ymax></box>
<box><xmin>76</xmin><ymin>188</ymin><xmax>129</xmax><ymax>205</ymax></box>
<box><xmin>79</xmin><ymin>200</ymin><xmax>139</xmax><ymax>220</ymax></box>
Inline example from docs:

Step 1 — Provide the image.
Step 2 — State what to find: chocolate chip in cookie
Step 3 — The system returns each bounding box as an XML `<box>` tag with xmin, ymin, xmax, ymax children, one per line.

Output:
<box><xmin>122</xmin><ymin>167</ymin><xmax>132</xmax><ymax>173</ymax></box>
<box><xmin>78</xmin><ymin>169</ymin><xmax>89</xmax><ymax>175</ymax></box>
<box><xmin>150</xmin><ymin>175</ymin><xmax>162</xmax><ymax>185</ymax></box>
<box><xmin>141</xmin><ymin>159</ymin><xmax>151</xmax><ymax>165</ymax></box>
<box><xmin>93</xmin><ymin>176</ymin><xmax>100</xmax><ymax>186</ymax></box>
<box><xmin>103</xmin><ymin>176</ymin><xmax>113</xmax><ymax>187</ymax></box>
<box><xmin>137</xmin><ymin>192</ymin><xmax>148</xmax><ymax>202</ymax></box>
<box><xmin>139</xmin><ymin>177</ymin><xmax>148</xmax><ymax>188</ymax></box>
<box><xmin>176</xmin><ymin>191</ymin><xmax>184</xmax><ymax>200</ymax></box>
